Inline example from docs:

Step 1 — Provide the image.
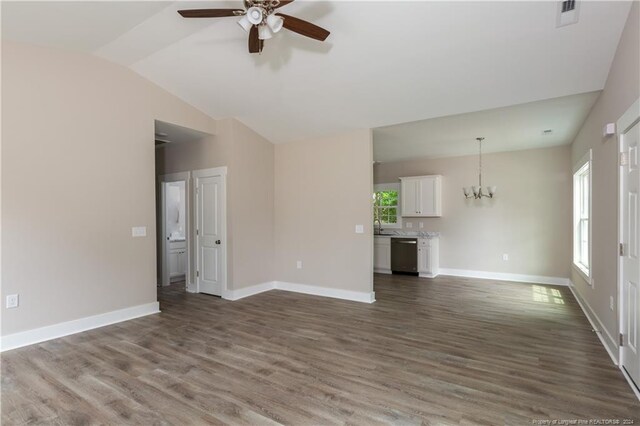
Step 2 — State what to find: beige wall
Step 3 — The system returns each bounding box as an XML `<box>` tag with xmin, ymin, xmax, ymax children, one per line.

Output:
<box><xmin>274</xmin><ymin>130</ymin><xmax>374</xmax><ymax>294</ymax></box>
<box><xmin>570</xmin><ymin>2</ymin><xmax>639</xmax><ymax>356</ymax></box>
<box><xmin>226</xmin><ymin>119</ymin><xmax>275</xmax><ymax>290</ymax></box>
<box><xmin>1</xmin><ymin>41</ymin><xmax>217</xmax><ymax>335</ymax></box>
<box><xmin>375</xmin><ymin>146</ymin><xmax>572</xmax><ymax>278</ymax></box>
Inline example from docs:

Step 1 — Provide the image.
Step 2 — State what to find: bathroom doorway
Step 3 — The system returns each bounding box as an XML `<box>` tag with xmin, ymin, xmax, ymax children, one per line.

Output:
<box><xmin>158</xmin><ymin>173</ymin><xmax>190</xmax><ymax>288</ymax></box>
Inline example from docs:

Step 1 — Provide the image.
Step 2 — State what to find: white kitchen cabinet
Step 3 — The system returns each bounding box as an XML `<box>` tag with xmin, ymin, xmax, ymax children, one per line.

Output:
<box><xmin>400</xmin><ymin>175</ymin><xmax>442</xmax><ymax>217</ymax></box>
<box><xmin>374</xmin><ymin>236</ymin><xmax>391</xmax><ymax>273</ymax></box>
<box><xmin>418</xmin><ymin>237</ymin><xmax>439</xmax><ymax>278</ymax></box>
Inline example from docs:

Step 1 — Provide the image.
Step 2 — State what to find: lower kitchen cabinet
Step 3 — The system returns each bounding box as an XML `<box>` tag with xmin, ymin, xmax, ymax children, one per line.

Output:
<box><xmin>418</xmin><ymin>237</ymin><xmax>439</xmax><ymax>278</ymax></box>
<box><xmin>374</xmin><ymin>236</ymin><xmax>391</xmax><ymax>273</ymax></box>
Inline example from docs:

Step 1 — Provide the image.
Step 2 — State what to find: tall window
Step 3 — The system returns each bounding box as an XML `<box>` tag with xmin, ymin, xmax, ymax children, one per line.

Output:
<box><xmin>573</xmin><ymin>150</ymin><xmax>592</xmax><ymax>283</ymax></box>
<box><xmin>374</xmin><ymin>184</ymin><xmax>401</xmax><ymax>228</ymax></box>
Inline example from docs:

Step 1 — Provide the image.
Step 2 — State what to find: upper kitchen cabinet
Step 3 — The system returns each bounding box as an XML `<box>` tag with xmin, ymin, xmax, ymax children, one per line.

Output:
<box><xmin>400</xmin><ymin>175</ymin><xmax>442</xmax><ymax>217</ymax></box>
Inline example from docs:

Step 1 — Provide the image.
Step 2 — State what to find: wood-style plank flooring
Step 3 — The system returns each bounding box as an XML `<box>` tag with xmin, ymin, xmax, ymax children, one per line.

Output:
<box><xmin>2</xmin><ymin>274</ymin><xmax>639</xmax><ymax>425</ymax></box>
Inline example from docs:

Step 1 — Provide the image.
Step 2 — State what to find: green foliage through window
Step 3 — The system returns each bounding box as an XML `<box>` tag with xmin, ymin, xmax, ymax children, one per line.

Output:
<box><xmin>374</xmin><ymin>190</ymin><xmax>399</xmax><ymax>225</ymax></box>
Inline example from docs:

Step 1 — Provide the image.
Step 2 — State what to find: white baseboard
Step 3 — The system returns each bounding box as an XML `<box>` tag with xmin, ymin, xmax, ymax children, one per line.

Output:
<box><xmin>223</xmin><ymin>281</ymin><xmax>274</xmax><ymax>301</ymax></box>
<box><xmin>567</xmin><ymin>282</ymin><xmax>619</xmax><ymax>365</ymax></box>
<box><xmin>439</xmin><ymin>268</ymin><xmax>571</xmax><ymax>286</ymax></box>
<box><xmin>221</xmin><ymin>281</ymin><xmax>376</xmax><ymax>304</ymax></box>
<box><xmin>621</xmin><ymin>365</ymin><xmax>640</xmax><ymax>401</ymax></box>
<box><xmin>419</xmin><ymin>272</ymin><xmax>439</xmax><ymax>278</ymax></box>
<box><xmin>374</xmin><ymin>268</ymin><xmax>392</xmax><ymax>275</ymax></box>
<box><xmin>0</xmin><ymin>302</ymin><xmax>160</xmax><ymax>352</ymax></box>
<box><xmin>567</xmin><ymin>282</ymin><xmax>640</xmax><ymax>401</ymax></box>
<box><xmin>274</xmin><ymin>281</ymin><xmax>376</xmax><ymax>303</ymax></box>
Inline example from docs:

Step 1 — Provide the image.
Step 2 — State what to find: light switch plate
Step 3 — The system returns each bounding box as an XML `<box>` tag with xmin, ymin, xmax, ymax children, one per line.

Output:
<box><xmin>502</xmin><ymin>253</ymin><xmax>509</xmax><ymax>261</ymax></box>
<box><xmin>419</xmin><ymin>222</ymin><xmax>424</xmax><ymax>229</ymax></box>
<box><xmin>355</xmin><ymin>224</ymin><xmax>364</xmax><ymax>234</ymax></box>
<box><xmin>132</xmin><ymin>226</ymin><xmax>147</xmax><ymax>237</ymax></box>
<box><xmin>603</xmin><ymin>123</ymin><xmax>616</xmax><ymax>137</ymax></box>
<box><xmin>406</xmin><ymin>222</ymin><xmax>413</xmax><ymax>228</ymax></box>
<box><xmin>296</xmin><ymin>261</ymin><xmax>303</xmax><ymax>269</ymax></box>
<box><xmin>6</xmin><ymin>294</ymin><xmax>18</xmax><ymax>309</ymax></box>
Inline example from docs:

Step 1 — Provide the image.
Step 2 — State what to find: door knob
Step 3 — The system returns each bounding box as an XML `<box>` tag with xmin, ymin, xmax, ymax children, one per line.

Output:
<box><xmin>215</xmin><ymin>240</ymin><xmax>221</xmax><ymax>245</ymax></box>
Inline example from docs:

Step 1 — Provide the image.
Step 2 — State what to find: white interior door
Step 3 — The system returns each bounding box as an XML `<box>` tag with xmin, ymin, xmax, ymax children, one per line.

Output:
<box><xmin>196</xmin><ymin>175</ymin><xmax>225</xmax><ymax>296</ymax></box>
<box><xmin>622</xmin><ymin>118</ymin><xmax>640</xmax><ymax>385</ymax></box>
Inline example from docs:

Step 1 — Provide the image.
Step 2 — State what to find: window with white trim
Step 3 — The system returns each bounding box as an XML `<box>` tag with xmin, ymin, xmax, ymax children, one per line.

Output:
<box><xmin>573</xmin><ymin>150</ymin><xmax>591</xmax><ymax>283</ymax></box>
<box><xmin>373</xmin><ymin>183</ymin><xmax>402</xmax><ymax>229</ymax></box>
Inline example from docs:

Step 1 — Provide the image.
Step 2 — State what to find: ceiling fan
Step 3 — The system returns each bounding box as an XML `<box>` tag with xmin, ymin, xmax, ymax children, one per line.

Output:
<box><xmin>178</xmin><ymin>0</ymin><xmax>330</xmax><ymax>54</ymax></box>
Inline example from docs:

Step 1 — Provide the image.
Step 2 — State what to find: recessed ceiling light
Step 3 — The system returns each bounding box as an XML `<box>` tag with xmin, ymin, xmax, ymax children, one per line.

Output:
<box><xmin>542</xmin><ymin>129</ymin><xmax>554</xmax><ymax>136</ymax></box>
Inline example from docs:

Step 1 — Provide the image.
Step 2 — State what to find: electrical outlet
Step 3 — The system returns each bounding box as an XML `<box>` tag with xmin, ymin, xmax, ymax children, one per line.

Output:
<box><xmin>502</xmin><ymin>253</ymin><xmax>509</xmax><ymax>261</ymax></box>
<box><xmin>406</xmin><ymin>222</ymin><xmax>413</xmax><ymax>229</ymax></box>
<box><xmin>355</xmin><ymin>224</ymin><xmax>364</xmax><ymax>234</ymax></box>
<box><xmin>6</xmin><ymin>294</ymin><xmax>18</xmax><ymax>309</ymax></box>
<box><xmin>296</xmin><ymin>260</ymin><xmax>303</xmax><ymax>269</ymax></box>
<box><xmin>419</xmin><ymin>222</ymin><xmax>424</xmax><ymax>229</ymax></box>
<box><xmin>610</xmin><ymin>296</ymin><xmax>614</xmax><ymax>311</ymax></box>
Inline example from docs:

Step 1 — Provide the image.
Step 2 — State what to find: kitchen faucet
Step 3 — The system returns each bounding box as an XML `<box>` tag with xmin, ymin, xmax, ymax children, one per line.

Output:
<box><xmin>374</xmin><ymin>217</ymin><xmax>383</xmax><ymax>235</ymax></box>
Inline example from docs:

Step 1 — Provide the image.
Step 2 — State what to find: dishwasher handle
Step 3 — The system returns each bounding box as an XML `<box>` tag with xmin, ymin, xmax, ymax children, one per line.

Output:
<box><xmin>393</xmin><ymin>240</ymin><xmax>417</xmax><ymax>244</ymax></box>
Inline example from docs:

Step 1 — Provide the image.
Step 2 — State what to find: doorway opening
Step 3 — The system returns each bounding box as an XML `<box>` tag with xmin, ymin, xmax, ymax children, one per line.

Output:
<box><xmin>158</xmin><ymin>173</ymin><xmax>189</xmax><ymax>289</ymax></box>
<box><xmin>154</xmin><ymin>120</ymin><xmax>227</xmax><ymax>298</ymax></box>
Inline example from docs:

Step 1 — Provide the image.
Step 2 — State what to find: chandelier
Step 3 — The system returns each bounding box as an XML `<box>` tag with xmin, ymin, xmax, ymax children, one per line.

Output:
<box><xmin>463</xmin><ymin>137</ymin><xmax>497</xmax><ymax>199</ymax></box>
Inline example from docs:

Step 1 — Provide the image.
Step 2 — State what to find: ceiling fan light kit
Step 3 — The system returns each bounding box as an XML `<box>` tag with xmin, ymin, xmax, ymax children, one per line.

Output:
<box><xmin>463</xmin><ymin>137</ymin><xmax>497</xmax><ymax>199</ymax></box>
<box><xmin>247</xmin><ymin>7</ymin><xmax>264</xmax><ymax>24</ymax></box>
<box><xmin>178</xmin><ymin>0</ymin><xmax>330</xmax><ymax>54</ymax></box>
<box><xmin>237</xmin><ymin>15</ymin><xmax>253</xmax><ymax>31</ymax></box>
<box><xmin>258</xmin><ymin>24</ymin><xmax>274</xmax><ymax>40</ymax></box>
<box><xmin>266</xmin><ymin>14</ymin><xmax>284</xmax><ymax>33</ymax></box>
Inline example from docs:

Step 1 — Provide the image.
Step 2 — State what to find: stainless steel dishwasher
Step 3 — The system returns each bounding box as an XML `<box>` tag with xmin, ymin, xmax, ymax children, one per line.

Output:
<box><xmin>391</xmin><ymin>238</ymin><xmax>418</xmax><ymax>274</ymax></box>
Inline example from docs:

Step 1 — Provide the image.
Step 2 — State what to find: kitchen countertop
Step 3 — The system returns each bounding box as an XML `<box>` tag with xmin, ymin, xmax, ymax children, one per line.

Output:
<box><xmin>374</xmin><ymin>232</ymin><xmax>439</xmax><ymax>239</ymax></box>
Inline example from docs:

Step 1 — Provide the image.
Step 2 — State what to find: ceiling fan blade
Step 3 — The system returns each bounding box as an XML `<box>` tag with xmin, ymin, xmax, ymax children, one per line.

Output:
<box><xmin>276</xmin><ymin>13</ymin><xmax>330</xmax><ymax>41</ymax></box>
<box><xmin>274</xmin><ymin>0</ymin><xmax>294</xmax><ymax>8</ymax></box>
<box><xmin>178</xmin><ymin>9</ymin><xmax>242</xmax><ymax>18</ymax></box>
<box><xmin>249</xmin><ymin>26</ymin><xmax>261</xmax><ymax>53</ymax></box>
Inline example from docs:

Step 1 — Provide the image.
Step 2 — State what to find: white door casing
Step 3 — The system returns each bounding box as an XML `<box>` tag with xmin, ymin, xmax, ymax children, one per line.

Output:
<box><xmin>620</xmin><ymin>98</ymin><xmax>640</xmax><ymax>387</ymax></box>
<box><xmin>194</xmin><ymin>168</ymin><xmax>227</xmax><ymax>296</ymax></box>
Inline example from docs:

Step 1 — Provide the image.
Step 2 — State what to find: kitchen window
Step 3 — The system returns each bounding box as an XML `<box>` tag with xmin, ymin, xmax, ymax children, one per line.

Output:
<box><xmin>374</xmin><ymin>184</ymin><xmax>402</xmax><ymax>229</ymax></box>
<box><xmin>573</xmin><ymin>150</ymin><xmax>591</xmax><ymax>284</ymax></box>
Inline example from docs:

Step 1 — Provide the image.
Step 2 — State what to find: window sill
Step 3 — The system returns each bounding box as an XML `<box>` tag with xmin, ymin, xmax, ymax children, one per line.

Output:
<box><xmin>573</xmin><ymin>262</ymin><xmax>592</xmax><ymax>286</ymax></box>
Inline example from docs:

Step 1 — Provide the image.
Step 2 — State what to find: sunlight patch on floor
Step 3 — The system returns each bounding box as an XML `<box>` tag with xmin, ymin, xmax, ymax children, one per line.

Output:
<box><xmin>532</xmin><ymin>285</ymin><xmax>564</xmax><ymax>304</ymax></box>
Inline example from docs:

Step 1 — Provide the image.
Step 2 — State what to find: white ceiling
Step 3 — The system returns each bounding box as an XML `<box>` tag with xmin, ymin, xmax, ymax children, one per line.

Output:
<box><xmin>373</xmin><ymin>91</ymin><xmax>600</xmax><ymax>162</ymax></box>
<box><xmin>155</xmin><ymin>119</ymin><xmax>212</xmax><ymax>145</ymax></box>
<box><xmin>1</xmin><ymin>1</ymin><xmax>171</xmax><ymax>52</ymax></box>
<box><xmin>1</xmin><ymin>1</ymin><xmax>633</xmax><ymax>145</ymax></box>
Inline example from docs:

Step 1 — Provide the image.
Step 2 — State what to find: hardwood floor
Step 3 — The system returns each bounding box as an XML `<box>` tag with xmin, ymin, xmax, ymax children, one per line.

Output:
<box><xmin>2</xmin><ymin>274</ymin><xmax>639</xmax><ymax>425</ymax></box>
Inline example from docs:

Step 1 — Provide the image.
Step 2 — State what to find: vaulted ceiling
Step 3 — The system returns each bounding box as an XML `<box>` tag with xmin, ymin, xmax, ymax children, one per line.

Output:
<box><xmin>2</xmin><ymin>1</ymin><xmax>633</xmax><ymax>146</ymax></box>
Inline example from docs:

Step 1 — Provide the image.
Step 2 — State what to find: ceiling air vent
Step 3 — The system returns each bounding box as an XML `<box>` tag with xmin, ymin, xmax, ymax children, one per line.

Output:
<box><xmin>557</xmin><ymin>0</ymin><xmax>579</xmax><ymax>27</ymax></box>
